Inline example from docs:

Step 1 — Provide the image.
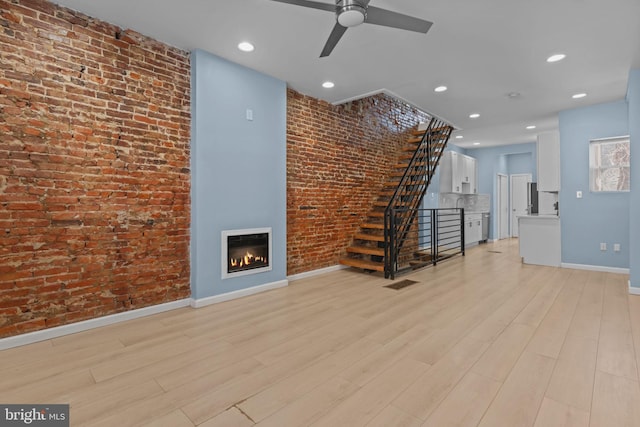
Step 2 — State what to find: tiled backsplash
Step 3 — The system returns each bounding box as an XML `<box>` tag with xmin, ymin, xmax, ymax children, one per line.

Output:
<box><xmin>439</xmin><ymin>193</ymin><xmax>490</xmax><ymax>212</ymax></box>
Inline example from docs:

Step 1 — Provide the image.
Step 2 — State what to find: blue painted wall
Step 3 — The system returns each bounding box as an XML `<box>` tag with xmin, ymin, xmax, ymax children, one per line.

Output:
<box><xmin>468</xmin><ymin>142</ymin><xmax>537</xmax><ymax>239</ymax></box>
<box><xmin>628</xmin><ymin>70</ymin><xmax>640</xmax><ymax>287</ymax></box>
<box><xmin>559</xmin><ymin>100</ymin><xmax>629</xmax><ymax>269</ymax></box>
<box><xmin>190</xmin><ymin>49</ymin><xmax>287</xmax><ymax>299</ymax></box>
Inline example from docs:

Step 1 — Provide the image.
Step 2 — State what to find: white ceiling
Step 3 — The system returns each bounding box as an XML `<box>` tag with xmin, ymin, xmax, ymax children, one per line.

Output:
<box><xmin>53</xmin><ymin>0</ymin><xmax>640</xmax><ymax>148</ymax></box>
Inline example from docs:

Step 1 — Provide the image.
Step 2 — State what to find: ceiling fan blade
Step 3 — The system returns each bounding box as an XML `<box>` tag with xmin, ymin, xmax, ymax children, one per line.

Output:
<box><xmin>320</xmin><ymin>23</ymin><xmax>348</xmax><ymax>57</ymax></box>
<box><xmin>365</xmin><ymin>6</ymin><xmax>433</xmax><ymax>33</ymax></box>
<box><xmin>270</xmin><ymin>0</ymin><xmax>336</xmax><ymax>12</ymax></box>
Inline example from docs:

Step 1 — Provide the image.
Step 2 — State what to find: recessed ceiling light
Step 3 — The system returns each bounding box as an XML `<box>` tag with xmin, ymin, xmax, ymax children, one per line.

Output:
<box><xmin>455</xmin><ymin>135</ymin><xmax>463</xmax><ymax>139</ymax></box>
<box><xmin>507</xmin><ymin>92</ymin><xmax>521</xmax><ymax>99</ymax></box>
<box><xmin>473</xmin><ymin>142</ymin><xmax>481</xmax><ymax>146</ymax></box>
<box><xmin>322</xmin><ymin>81</ymin><xmax>335</xmax><ymax>89</ymax></box>
<box><xmin>469</xmin><ymin>113</ymin><xmax>480</xmax><ymax>119</ymax></box>
<box><xmin>238</xmin><ymin>41</ymin><xmax>254</xmax><ymax>52</ymax></box>
<box><xmin>526</xmin><ymin>125</ymin><xmax>536</xmax><ymax>130</ymax></box>
<box><xmin>572</xmin><ymin>93</ymin><xmax>587</xmax><ymax>99</ymax></box>
<box><xmin>434</xmin><ymin>86</ymin><xmax>448</xmax><ymax>93</ymax></box>
<box><xmin>546</xmin><ymin>53</ymin><xmax>566</xmax><ymax>63</ymax></box>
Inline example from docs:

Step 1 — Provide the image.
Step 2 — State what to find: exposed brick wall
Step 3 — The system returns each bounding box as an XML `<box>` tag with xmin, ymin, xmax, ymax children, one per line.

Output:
<box><xmin>287</xmin><ymin>89</ymin><xmax>429</xmax><ymax>275</ymax></box>
<box><xmin>0</xmin><ymin>0</ymin><xmax>191</xmax><ymax>337</ymax></box>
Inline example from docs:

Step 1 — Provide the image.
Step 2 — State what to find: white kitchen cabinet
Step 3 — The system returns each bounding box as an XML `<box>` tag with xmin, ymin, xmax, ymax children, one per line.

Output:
<box><xmin>439</xmin><ymin>151</ymin><xmax>463</xmax><ymax>193</ymax></box>
<box><xmin>462</xmin><ymin>155</ymin><xmax>477</xmax><ymax>194</ymax></box>
<box><xmin>440</xmin><ymin>152</ymin><xmax>477</xmax><ymax>194</ymax></box>
<box><xmin>537</xmin><ymin>131</ymin><xmax>560</xmax><ymax>191</ymax></box>
<box><xmin>464</xmin><ymin>213</ymin><xmax>482</xmax><ymax>246</ymax></box>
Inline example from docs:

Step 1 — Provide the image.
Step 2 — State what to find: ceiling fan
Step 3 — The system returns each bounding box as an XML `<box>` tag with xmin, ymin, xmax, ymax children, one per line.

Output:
<box><xmin>271</xmin><ymin>0</ymin><xmax>433</xmax><ymax>57</ymax></box>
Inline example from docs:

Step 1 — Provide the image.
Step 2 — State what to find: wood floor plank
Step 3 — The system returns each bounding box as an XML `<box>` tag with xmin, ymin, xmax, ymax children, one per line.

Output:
<box><xmin>513</xmin><ymin>268</ymin><xmax>568</xmax><ymax>328</ymax></box>
<box><xmin>597</xmin><ymin>273</ymin><xmax>638</xmax><ymax>381</ymax></box>
<box><xmin>1</xmin><ymin>239</ymin><xmax>637</xmax><ymax>427</ymax></box>
<box><xmin>199</xmin><ymin>407</ymin><xmax>254</xmax><ymax>427</ymax></box>
<box><xmin>525</xmin><ymin>276</ymin><xmax>583</xmax><ymax>359</ymax></box>
<box><xmin>566</xmin><ymin>272</ymin><xmax>605</xmax><ymax>340</ymax></box>
<box><xmin>255</xmin><ymin>377</ymin><xmax>359</xmax><ymax>427</ymax></box>
<box><xmin>544</xmin><ymin>335</ymin><xmax>598</xmax><ymax>412</ymax></box>
<box><xmin>140</xmin><ymin>409</ymin><xmax>195</xmax><ymax>427</ymax></box>
<box><xmin>471</xmin><ymin>322</ymin><xmax>536</xmax><ymax>381</ymax></box>
<box><xmin>533</xmin><ymin>397</ymin><xmax>589</xmax><ymax>427</ymax></box>
<box><xmin>393</xmin><ymin>336</ymin><xmax>490</xmax><ymax>420</ymax></box>
<box><xmin>478</xmin><ymin>351</ymin><xmax>556</xmax><ymax>427</ymax></box>
<box><xmin>422</xmin><ymin>371</ymin><xmax>502</xmax><ymax>427</ymax></box>
<box><xmin>309</xmin><ymin>358</ymin><xmax>430</xmax><ymax>427</ymax></box>
<box><xmin>628</xmin><ymin>294</ymin><xmax>640</xmax><ymax>382</ymax></box>
<box><xmin>590</xmin><ymin>370</ymin><xmax>640</xmax><ymax>427</ymax></box>
<box><xmin>365</xmin><ymin>405</ymin><xmax>423</xmax><ymax>427</ymax></box>
<box><xmin>237</xmin><ymin>337</ymin><xmax>381</xmax><ymax>422</ymax></box>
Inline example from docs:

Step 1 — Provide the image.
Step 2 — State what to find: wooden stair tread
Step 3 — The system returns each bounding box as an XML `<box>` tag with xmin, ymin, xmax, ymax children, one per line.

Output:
<box><xmin>340</xmin><ymin>122</ymin><xmax>453</xmax><ymax>275</ymax></box>
<box><xmin>361</xmin><ymin>223</ymin><xmax>384</xmax><ymax>229</ymax></box>
<box><xmin>346</xmin><ymin>245</ymin><xmax>384</xmax><ymax>256</ymax></box>
<box><xmin>384</xmin><ymin>180</ymin><xmax>427</xmax><ymax>188</ymax></box>
<box><xmin>339</xmin><ymin>258</ymin><xmax>385</xmax><ymax>272</ymax></box>
<box><xmin>355</xmin><ymin>233</ymin><xmax>384</xmax><ymax>242</ymax></box>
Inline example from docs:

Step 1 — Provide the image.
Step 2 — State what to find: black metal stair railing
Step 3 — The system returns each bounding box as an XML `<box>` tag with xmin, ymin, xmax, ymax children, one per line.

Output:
<box><xmin>383</xmin><ymin>118</ymin><xmax>454</xmax><ymax>278</ymax></box>
<box><xmin>385</xmin><ymin>208</ymin><xmax>466</xmax><ymax>279</ymax></box>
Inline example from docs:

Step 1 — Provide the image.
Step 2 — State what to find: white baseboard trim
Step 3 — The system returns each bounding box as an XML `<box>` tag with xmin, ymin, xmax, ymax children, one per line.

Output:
<box><xmin>0</xmin><ymin>299</ymin><xmax>191</xmax><ymax>351</ymax></box>
<box><xmin>287</xmin><ymin>265</ymin><xmax>348</xmax><ymax>282</ymax></box>
<box><xmin>629</xmin><ymin>280</ymin><xmax>640</xmax><ymax>295</ymax></box>
<box><xmin>190</xmin><ymin>279</ymin><xmax>289</xmax><ymax>308</ymax></box>
<box><xmin>561</xmin><ymin>263</ymin><xmax>630</xmax><ymax>275</ymax></box>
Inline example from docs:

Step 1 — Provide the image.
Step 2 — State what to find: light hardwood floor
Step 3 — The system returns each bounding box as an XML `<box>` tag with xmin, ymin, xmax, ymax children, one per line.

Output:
<box><xmin>2</xmin><ymin>239</ymin><xmax>640</xmax><ymax>426</ymax></box>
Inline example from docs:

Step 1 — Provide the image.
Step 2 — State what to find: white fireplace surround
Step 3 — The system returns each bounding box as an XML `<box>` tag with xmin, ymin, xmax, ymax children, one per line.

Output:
<box><xmin>221</xmin><ymin>227</ymin><xmax>272</xmax><ymax>279</ymax></box>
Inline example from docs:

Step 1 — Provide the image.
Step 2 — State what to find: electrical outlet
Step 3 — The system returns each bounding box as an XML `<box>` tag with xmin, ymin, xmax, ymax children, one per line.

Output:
<box><xmin>246</xmin><ymin>109</ymin><xmax>253</xmax><ymax>121</ymax></box>
<box><xmin>600</xmin><ymin>243</ymin><xmax>607</xmax><ymax>251</ymax></box>
<box><xmin>614</xmin><ymin>243</ymin><xmax>621</xmax><ymax>252</ymax></box>
<box><xmin>577</xmin><ymin>191</ymin><xmax>583</xmax><ymax>199</ymax></box>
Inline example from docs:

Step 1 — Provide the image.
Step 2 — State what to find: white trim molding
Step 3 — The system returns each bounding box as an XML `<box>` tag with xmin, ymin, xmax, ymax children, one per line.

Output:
<box><xmin>629</xmin><ymin>280</ymin><xmax>640</xmax><ymax>295</ymax></box>
<box><xmin>0</xmin><ymin>299</ymin><xmax>192</xmax><ymax>351</ymax></box>
<box><xmin>287</xmin><ymin>264</ymin><xmax>349</xmax><ymax>282</ymax></box>
<box><xmin>190</xmin><ymin>279</ymin><xmax>288</xmax><ymax>308</ymax></box>
<box><xmin>561</xmin><ymin>263</ymin><xmax>630</xmax><ymax>275</ymax></box>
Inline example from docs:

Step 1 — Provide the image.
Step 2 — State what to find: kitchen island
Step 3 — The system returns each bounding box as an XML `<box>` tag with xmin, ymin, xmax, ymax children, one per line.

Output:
<box><xmin>518</xmin><ymin>214</ymin><xmax>561</xmax><ymax>267</ymax></box>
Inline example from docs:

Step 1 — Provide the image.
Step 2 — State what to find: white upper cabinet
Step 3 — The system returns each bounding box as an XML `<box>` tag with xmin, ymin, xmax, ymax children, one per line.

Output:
<box><xmin>439</xmin><ymin>151</ymin><xmax>477</xmax><ymax>194</ymax></box>
<box><xmin>439</xmin><ymin>151</ymin><xmax>463</xmax><ymax>193</ymax></box>
<box><xmin>537</xmin><ymin>131</ymin><xmax>560</xmax><ymax>191</ymax></box>
<box><xmin>462</xmin><ymin>155</ymin><xmax>477</xmax><ymax>194</ymax></box>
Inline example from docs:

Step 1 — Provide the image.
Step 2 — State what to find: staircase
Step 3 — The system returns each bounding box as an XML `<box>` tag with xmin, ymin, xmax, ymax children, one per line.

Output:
<box><xmin>339</xmin><ymin>118</ymin><xmax>454</xmax><ymax>277</ymax></box>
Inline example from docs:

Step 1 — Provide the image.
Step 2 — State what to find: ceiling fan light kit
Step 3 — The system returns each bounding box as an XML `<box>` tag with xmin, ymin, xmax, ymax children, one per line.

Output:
<box><xmin>337</xmin><ymin>2</ymin><xmax>366</xmax><ymax>27</ymax></box>
<box><xmin>271</xmin><ymin>0</ymin><xmax>433</xmax><ymax>57</ymax></box>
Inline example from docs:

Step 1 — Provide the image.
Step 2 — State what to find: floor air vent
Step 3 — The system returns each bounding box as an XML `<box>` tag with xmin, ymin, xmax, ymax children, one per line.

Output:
<box><xmin>385</xmin><ymin>279</ymin><xmax>419</xmax><ymax>290</ymax></box>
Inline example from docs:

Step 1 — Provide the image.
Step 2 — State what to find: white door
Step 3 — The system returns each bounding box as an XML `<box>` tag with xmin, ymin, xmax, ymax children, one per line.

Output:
<box><xmin>510</xmin><ymin>174</ymin><xmax>531</xmax><ymax>237</ymax></box>
<box><xmin>497</xmin><ymin>174</ymin><xmax>509</xmax><ymax>239</ymax></box>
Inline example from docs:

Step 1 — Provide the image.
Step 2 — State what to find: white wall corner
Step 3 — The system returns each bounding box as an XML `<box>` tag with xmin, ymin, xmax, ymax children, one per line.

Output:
<box><xmin>190</xmin><ymin>279</ymin><xmax>288</xmax><ymax>308</ymax></box>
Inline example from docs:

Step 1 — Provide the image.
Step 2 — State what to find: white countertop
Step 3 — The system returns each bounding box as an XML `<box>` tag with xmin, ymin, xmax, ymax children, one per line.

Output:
<box><xmin>518</xmin><ymin>214</ymin><xmax>560</xmax><ymax>219</ymax></box>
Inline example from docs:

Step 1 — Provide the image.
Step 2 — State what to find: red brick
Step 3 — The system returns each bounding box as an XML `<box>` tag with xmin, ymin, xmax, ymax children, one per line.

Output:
<box><xmin>286</xmin><ymin>89</ymin><xmax>429</xmax><ymax>275</ymax></box>
<box><xmin>0</xmin><ymin>0</ymin><xmax>191</xmax><ymax>339</ymax></box>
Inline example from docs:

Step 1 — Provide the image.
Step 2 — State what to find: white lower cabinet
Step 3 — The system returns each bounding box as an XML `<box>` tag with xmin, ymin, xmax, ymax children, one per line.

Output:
<box><xmin>464</xmin><ymin>213</ymin><xmax>482</xmax><ymax>246</ymax></box>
